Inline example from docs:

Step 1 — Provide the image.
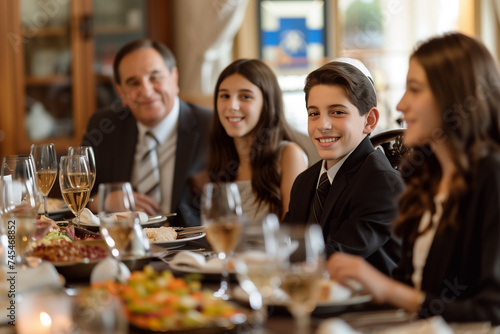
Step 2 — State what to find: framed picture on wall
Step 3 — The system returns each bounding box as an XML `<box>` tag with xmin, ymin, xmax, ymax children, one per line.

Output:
<box><xmin>258</xmin><ymin>0</ymin><xmax>327</xmax><ymax>72</ymax></box>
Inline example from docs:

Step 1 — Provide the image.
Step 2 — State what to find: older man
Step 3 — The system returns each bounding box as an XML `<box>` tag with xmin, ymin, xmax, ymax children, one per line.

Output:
<box><xmin>82</xmin><ymin>39</ymin><xmax>212</xmax><ymax>227</ymax></box>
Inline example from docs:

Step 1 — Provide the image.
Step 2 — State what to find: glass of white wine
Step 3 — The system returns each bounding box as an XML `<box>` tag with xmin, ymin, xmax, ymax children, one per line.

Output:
<box><xmin>201</xmin><ymin>182</ymin><xmax>245</xmax><ymax>300</ymax></box>
<box><xmin>59</xmin><ymin>155</ymin><xmax>91</xmax><ymax>227</ymax></box>
<box><xmin>98</xmin><ymin>182</ymin><xmax>137</xmax><ymax>282</ymax></box>
<box><xmin>30</xmin><ymin>143</ymin><xmax>58</xmax><ymax>218</ymax></box>
<box><xmin>234</xmin><ymin>214</ymin><xmax>281</xmax><ymax>325</ymax></box>
<box><xmin>278</xmin><ymin>224</ymin><xmax>325</xmax><ymax>334</ymax></box>
<box><xmin>68</xmin><ymin>146</ymin><xmax>96</xmax><ymax>192</ymax></box>
<box><xmin>1</xmin><ymin>155</ymin><xmax>42</xmax><ymax>266</ymax></box>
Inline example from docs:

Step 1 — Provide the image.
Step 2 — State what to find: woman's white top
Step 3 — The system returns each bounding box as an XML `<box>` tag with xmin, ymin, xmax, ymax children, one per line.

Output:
<box><xmin>412</xmin><ymin>193</ymin><xmax>447</xmax><ymax>290</ymax></box>
<box><xmin>236</xmin><ymin>141</ymin><xmax>305</xmax><ymax>224</ymax></box>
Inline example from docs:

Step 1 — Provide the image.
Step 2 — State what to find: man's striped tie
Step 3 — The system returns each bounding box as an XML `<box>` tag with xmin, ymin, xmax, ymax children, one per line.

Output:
<box><xmin>136</xmin><ymin>131</ymin><xmax>161</xmax><ymax>203</ymax></box>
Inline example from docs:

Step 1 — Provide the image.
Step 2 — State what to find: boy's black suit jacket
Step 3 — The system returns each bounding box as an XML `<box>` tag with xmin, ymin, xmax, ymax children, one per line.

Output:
<box><xmin>283</xmin><ymin>136</ymin><xmax>404</xmax><ymax>276</ymax></box>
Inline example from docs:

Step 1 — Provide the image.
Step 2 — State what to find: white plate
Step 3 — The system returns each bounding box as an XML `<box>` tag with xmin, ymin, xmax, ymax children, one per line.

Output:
<box><xmin>151</xmin><ymin>232</ymin><xmax>206</xmax><ymax>249</ymax></box>
<box><xmin>141</xmin><ymin>216</ymin><xmax>167</xmax><ymax>228</ymax></box>
<box><xmin>78</xmin><ymin>215</ymin><xmax>168</xmax><ymax>230</ymax></box>
<box><xmin>168</xmin><ymin>259</ymin><xmax>235</xmax><ymax>275</ymax></box>
<box><xmin>232</xmin><ymin>286</ymin><xmax>372</xmax><ymax>314</ymax></box>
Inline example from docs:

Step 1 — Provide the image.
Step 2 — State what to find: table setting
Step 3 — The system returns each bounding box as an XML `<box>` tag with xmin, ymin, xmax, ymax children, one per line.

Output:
<box><xmin>0</xmin><ymin>149</ymin><xmax>499</xmax><ymax>334</ymax></box>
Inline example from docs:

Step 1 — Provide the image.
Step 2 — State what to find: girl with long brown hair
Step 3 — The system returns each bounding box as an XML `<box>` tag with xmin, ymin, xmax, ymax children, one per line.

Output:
<box><xmin>327</xmin><ymin>32</ymin><xmax>500</xmax><ymax>323</ymax></box>
<box><xmin>208</xmin><ymin>59</ymin><xmax>307</xmax><ymax>221</ymax></box>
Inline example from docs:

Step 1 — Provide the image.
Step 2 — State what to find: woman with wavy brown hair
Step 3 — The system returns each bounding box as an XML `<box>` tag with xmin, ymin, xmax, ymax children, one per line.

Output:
<box><xmin>327</xmin><ymin>32</ymin><xmax>500</xmax><ymax>324</ymax></box>
<box><xmin>208</xmin><ymin>59</ymin><xmax>307</xmax><ymax>221</ymax></box>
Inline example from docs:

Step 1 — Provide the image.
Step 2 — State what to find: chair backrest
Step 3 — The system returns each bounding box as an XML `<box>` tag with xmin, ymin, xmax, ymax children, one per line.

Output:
<box><xmin>370</xmin><ymin>129</ymin><xmax>411</xmax><ymax>170</ymax></box>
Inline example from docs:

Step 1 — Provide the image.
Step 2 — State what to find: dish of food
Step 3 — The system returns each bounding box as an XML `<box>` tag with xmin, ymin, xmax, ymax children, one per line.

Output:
<box><xmin>51</xmin><ymin>244</ymin><xmax>166</xmax><ymax>282</ymax></box>
<box><xmin>151</xmin><ymin>232</ymin><xmax>206</xmax><ymax>249</ymax></box>
<box><xmin>37</xmin><ymin>198</ymin><xmax>71</xmax><ymax>217</ymax></box>
<box><xmin>98</xmin><ymin>266</ymin><xmax>248</xmax><ymax>333</ymax></box>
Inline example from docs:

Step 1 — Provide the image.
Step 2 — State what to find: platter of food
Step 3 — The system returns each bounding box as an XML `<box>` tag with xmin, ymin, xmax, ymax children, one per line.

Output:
<box><xmin>29</xmin><ymin>218</ymin><xmax>165</xmax><ymax>282</ymax></box>
<box><xmin>95</xmin><ymin>266</ymin><xmax>248</xmax><ymax>333</ymax></box>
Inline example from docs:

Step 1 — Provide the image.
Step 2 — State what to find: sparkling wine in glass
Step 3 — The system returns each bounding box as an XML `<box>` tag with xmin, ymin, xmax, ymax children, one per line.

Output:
<box><xmin>1</xmin><ymin>155</ymin><xmax>42</xmax><ymax>266</ymax></box>
<box><xmin>234</xmin><ymin>214</ymin><xmax>280</xmax><ymax>325</ymax></box>
<box><xmin>59</xmin><ymin>155</ymin><xmax>91</xmax><ymax>227</ymax></box>
<box><xmin>202</xmin><ymin>182</ymin><xmax>245</xmax><ymax>300</ymax></box>
<box><xmin>278</xmin><ymin>224</ymin><xmax>325</xmax><ymax>334</ymax></box>
<box><xmin>68</xmin><ymin>146</ymin><xmax>96</xmax><ymax>191</ymax></box>
<box><xmin>30</xmin><ymin>143</ymin><xmax>57</xmax><ymax>217</ymax></box>
<box><xmin>98</xmin><ymin>182</ymin><xmax>139</xmax><ymax>282</ymax></box>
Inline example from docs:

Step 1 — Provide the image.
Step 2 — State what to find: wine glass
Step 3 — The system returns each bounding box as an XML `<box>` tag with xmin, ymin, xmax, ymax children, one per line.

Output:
<box><xmin>278</xmin><ymin>224</ymin><xmax>325</xmax><ymax>334</ymax></box>
<box><xmin>30</xmin><ymin>143</ymin><xmax>58</xmax><ymax>217</ymax></box>
<box><xmin>233</xmin><ymin>214</ymin><xmax>280</xmax><ymax>325</ymax></box>
<box><xmin>59</xmin><ymin>155</ymin><xmax>91</xmax><ymax>227</ymax></box>
<box><xmin>68</xmin><ymin>146</ymin><xmax>96</xmax><ymax>191</ymax></box>
<box><xmin>201</xmin><ymin>182</ymin><xmax>245</xmax><ymax>300</ymax></box>
<box><xmin>98</xmin><ymin>182</ymin><xmax>138</xmax><ymax>282</ymax></box>
<box><xmin>1</xmin><ymin>155</ymin><xmax>42</xmax><ymax>266</ymax></box>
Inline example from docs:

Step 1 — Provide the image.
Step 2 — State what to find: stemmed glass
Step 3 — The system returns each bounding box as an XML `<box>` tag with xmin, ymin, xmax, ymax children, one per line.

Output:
<box><xmin>1</xmin><ymin>155</ymin><xmax>42</xmax><ymax>266</ymax></box>
<box><xmin>68</xmin><ymin>146</ymin><xmax>96</xmax><ymax>192</ymax></box>
<box><xmin>234</xmin><ymin>214</ymin><xmax>280</xmax><ymax>325</ymax></box>
<box><xmin>278</xmin><ymin>224</ymin><xmax>325</xmax><ymax>334</ymax></box>
<box><xmin>30</xmin><ymin>143</ymin><xmax>58</xmax><ymax>217</ymax></box>
<box><xmin>59</xmin><ymin>155</ymin><xmax>91</xmax><ymax>227</ymax></box>
<box><xmin>98</xmin><ymin>182</ymin><xmax>137</xmax><ymax>282</ymax></box>
<box><xmin>201</xmin><ymin>182</ymin><xmax>246</xmax><ymax>300</ymax></box>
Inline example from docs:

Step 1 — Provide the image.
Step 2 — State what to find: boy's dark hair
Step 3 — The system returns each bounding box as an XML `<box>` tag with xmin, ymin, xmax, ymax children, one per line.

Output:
<box><xmin>113</xmin><ymin>39</ymin><xmax>176</xmax><ymax>84</ymax></box>
<box><xmin>304</xmin><ymin>61</ymin><xmax>377</xmax><ymax>116</ymax></box>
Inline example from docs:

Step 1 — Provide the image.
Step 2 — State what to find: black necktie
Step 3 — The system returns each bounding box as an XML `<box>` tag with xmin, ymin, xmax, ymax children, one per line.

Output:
<box><xmin>310</xmin><ymin>172</ymin><xmax>330</xmax><ymax>224</ymax></box>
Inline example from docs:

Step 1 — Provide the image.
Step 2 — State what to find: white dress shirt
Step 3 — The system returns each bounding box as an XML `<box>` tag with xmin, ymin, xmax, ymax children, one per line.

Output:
<box><xmin>131</xmin><ymin>97</ymin><xmax>180</xmax><ymax>213</ymax></box>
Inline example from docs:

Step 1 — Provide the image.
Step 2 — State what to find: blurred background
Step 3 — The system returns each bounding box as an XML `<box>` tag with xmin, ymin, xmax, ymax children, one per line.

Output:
<box><xmin>0</xmin><ymin>0</ymin><xmax>498</xmax><ymax>156</ymax></box>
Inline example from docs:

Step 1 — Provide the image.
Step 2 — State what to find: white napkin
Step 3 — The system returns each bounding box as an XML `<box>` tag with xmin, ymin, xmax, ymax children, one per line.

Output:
<box><xmin>110</xmin><ymin>211</ymin><xmax>149</xmax><ymax>224</ymax></box>
<box><xmin>80</xmin><ymin>209</ymin><xmax>149</xmax><ymax>225</ymax></box>
<box><xmin>317</xmin><ymin>319</ymin><xmax>362</xmax><ymax>334</ymax></box>
<box><xmin>169</xmin><ymin>251</ymin><xmax>223</xmax><ymax>272</ymax></box>
<box><xmin>90</xmin><ymin>257</ymin><xmax>131</xmax><ymax>284</ymax></box>
<box><xmin>374</xmin><ymin>316</ymin><xmax>453</xmax><ymax>334</ymax></box>
<box><xmin>318</xmin><ymin>279</ymin><xmax>352</xmax><ymax>303</ymax></box>
<box><xmin>80</xmin><ymin>208</ymin><xmax>100</xmax><ymax>225</ymax></box>
<box><xmin>16</xmin><ymin>262</ymin><xmax>63</xmax><ymax>293</ymax></box>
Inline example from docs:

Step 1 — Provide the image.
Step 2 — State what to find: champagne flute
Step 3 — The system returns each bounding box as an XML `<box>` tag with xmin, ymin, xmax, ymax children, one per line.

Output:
<box><xmin>278</xmin><ymin>224</ymin><xmax>325</xmax><ymax>334</ymax></box>
<box><xmin>201</xmin><ymin>182</ymin><xmax>245</xmax><ymax>300</ymax></box>
<box><xmin>68</xmin><ymin>146</ymin><xmax>96</xmax><ymax>191</ymax></box>
<box><xmin>1</xmin><ymin>155</ymin><xmax>42</xmax><ymax>266</ymax></box>
<box><xmin>98</xmin><ymin>182</ymin><xmax>137</xmax><ymax>282</ymax></box>
<box><xmin>234</xmin><ymin>214</ymin><xmax>280</xmax><ymax>325</ymax></box>
<box><xmin>30</xmin><ymin>143</ymin><xmax>58</xmax><ymax>217</ymax></box>
<box><xmin>59</xmin><ymin>155</ymin><xmax>91</xmax><ymax>227</ymax></box>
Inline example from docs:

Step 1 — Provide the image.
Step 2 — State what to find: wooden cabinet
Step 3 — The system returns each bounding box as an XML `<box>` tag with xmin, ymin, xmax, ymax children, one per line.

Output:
<box><xmin>0</xmin><ymin>0</ymin><xmax>171</xmax><ymax>156</ymax></box>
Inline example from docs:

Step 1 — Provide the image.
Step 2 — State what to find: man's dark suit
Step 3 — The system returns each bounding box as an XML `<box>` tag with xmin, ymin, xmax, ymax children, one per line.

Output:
<box><xmin>394</xmin><ymin>153</ymin><xmax>500</xmax><ymax>324</ymax></box>
<box><xmin>283</xmin><ymin>136</ymin><xmax>404</xmax><ymax>276</ymax></box>
<box><xmin>81</xmin><ymin>100</ymin><xmax>212</xmax><ymax>227</ymax></box>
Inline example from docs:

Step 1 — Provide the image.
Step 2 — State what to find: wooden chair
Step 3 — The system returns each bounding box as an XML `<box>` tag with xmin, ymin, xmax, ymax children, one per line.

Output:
<box><xmin>370</xmin><ymin>128</ymin><xmax>411</xmax><ymax>170</ymax></box>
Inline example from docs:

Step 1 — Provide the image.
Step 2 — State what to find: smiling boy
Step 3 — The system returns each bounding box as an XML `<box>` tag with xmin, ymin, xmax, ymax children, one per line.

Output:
<box><xmin>283</xmin><ymin>59</ymin><xmax>404</xmax><ymax>276</ymax></box>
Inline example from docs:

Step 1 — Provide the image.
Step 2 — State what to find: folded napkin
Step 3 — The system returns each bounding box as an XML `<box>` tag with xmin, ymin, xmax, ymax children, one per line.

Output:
<box><xmin>16</xmin><ymin>262</ymin><xmax>63</xmax><ymax>293</ymax></box>
<box><xmin>80</xmin><ymin>209</ymin><xmax>149</xmax><ymax>225</ymax></box>
<box><xmin>90</xmin><ymin>257</ymin><xmax>131</xmax><ymax>284</ymax></box>
<box><xmin>317</xmin><ymin>319</ymin><xmax>362</xmax><ymax>334</ymax></box>
<box><xmin>168</xmin><ymin>251</ymin><xmax>223</xmax><ymax>272</ymax></box>
<box><xmin>80</xmin><ymin>208</ymin><xmax>100</xmax><ymax>225</ymax></box>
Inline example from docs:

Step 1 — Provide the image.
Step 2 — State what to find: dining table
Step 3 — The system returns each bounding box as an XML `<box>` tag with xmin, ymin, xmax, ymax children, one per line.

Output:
<box><xmin>4</xmin><ymin>235</ymin><xmax>500</xmax><ymax>334</ymax></box>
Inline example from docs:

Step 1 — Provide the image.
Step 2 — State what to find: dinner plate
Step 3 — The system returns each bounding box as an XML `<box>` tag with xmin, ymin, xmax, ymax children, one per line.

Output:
<box><xmin>232</xmin><ymin>286</ymin><xmax>372</xmax><ymax>315</ymax></box>
<box><xmin>78</xmin><ymin>215</ymin><xmax>169</xmax><ymax>231</ymax></box>
<box><xmin>151</xmin><ymin>232</ymin><xmax>206</xmax><ymax>249</ymax></box>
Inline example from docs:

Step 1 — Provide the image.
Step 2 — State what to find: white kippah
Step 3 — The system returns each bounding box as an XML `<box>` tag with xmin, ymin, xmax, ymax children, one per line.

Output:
<box><xmin>332</xmin><ymin>57</ymin><xmax>376</xmax><ymax>92</ymax></box>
